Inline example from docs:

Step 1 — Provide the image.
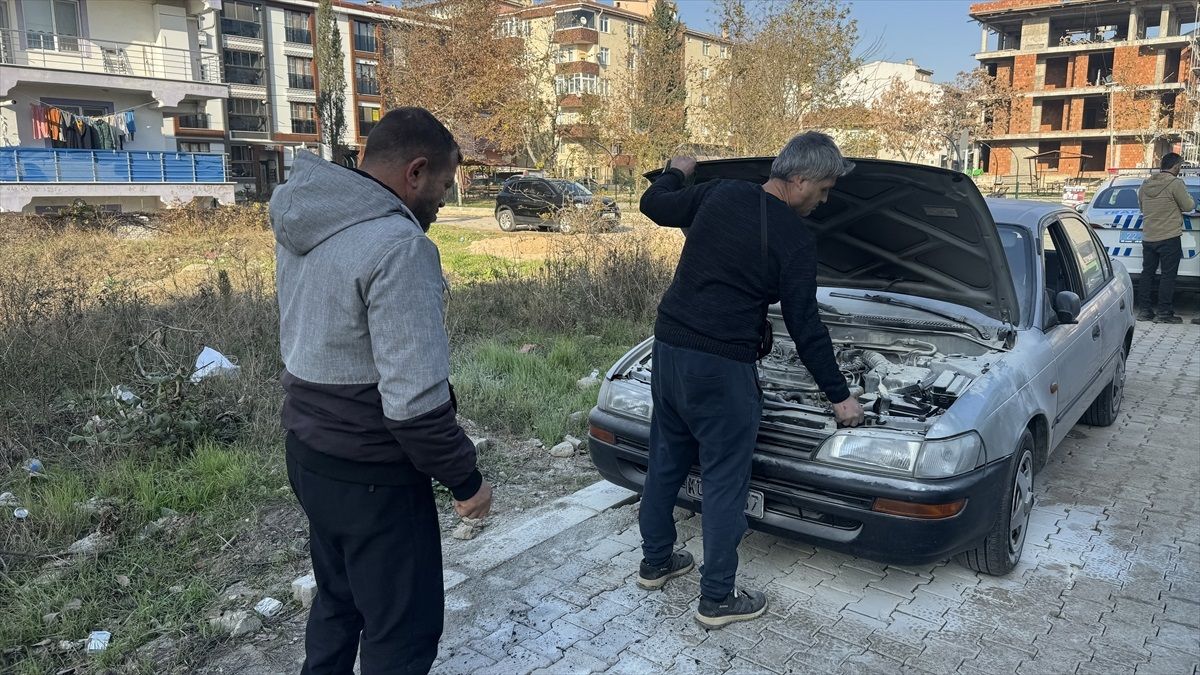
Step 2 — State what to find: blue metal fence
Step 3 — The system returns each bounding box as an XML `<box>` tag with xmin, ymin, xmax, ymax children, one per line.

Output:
<box><xmin>0</xmin><ymin>148</ymin><xmax>228</xmax><ymax>183</ymax></box>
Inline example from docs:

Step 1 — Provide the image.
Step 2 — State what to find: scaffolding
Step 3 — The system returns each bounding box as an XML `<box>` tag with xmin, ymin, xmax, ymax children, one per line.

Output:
<box><xmin>1185</xmin><ymin>0</ymin><xmax>1200</xmax><ymax>164</ymax></box>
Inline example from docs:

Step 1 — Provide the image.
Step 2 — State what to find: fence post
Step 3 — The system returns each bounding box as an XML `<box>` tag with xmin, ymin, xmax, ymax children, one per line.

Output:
<box><xmin>160</xmin><ymin>152</ymin><xmax>166</xmax><ymax>182</ymax></box>
<box><xmin>91</xmin><ymin>151</ymin><xmax>98</xmax><ymax>182</ymax></box>
<box><xmin>127</xmin><ymin>152</ymin><xmax>134</xmax><ymax>182</ymax></box>
<box><xmin>53</xmin><ymin>150</ymin><xmax>60</xmax><ymax>182</ymax></box>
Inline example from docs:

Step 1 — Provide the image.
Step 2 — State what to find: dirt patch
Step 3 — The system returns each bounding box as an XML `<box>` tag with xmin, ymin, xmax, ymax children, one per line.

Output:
<box><xmin>468</xmin><ymin>233</ymin><xmax>560</xmax><ymax>261</ymax></box>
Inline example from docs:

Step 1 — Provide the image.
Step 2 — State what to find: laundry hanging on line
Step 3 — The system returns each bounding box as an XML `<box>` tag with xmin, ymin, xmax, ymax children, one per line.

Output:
<box><xmin>29</xmin><ymin>103</ymin><xmax>139</xmax><ymax>150</ymax></box>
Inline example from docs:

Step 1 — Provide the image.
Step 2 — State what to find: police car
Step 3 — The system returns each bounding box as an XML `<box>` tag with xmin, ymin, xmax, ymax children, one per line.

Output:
<box><xmin>1076</xmin><ymin>172</ymin><xmax>1200</xmax><ymax>287</ymax></box>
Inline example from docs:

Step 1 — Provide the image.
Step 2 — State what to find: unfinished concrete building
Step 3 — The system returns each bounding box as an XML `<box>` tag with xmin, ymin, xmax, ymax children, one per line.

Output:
<box><xmin>971</xmin><ymin>0</ymin><xmax>1200</xmax><ymax>181</ymax></box>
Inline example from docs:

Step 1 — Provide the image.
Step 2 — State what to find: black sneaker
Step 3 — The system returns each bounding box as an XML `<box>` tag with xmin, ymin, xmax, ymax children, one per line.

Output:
<box><xmin>1155</xmin><ymin>314</ymin><xmax>1183</xmax><ymax>324</ymax></box>
<box><xmin>636</xmin><ymin>550</ymin><xmax>694</xmax><ymax>590</ymax></box>
<box><xmin>1192</xmin><ymin>317</ymin><xmax>1200</xmax><ymax>325</ymax></box>
<box><xmin>1137</xmin><ymin>310</ymin><xmax>1155</xmax><ymax>321</ymax></box>
<box><xmin>694</xmin><ymin>588</ymin><xmax>768</xmax><ymax>628</ymax></box>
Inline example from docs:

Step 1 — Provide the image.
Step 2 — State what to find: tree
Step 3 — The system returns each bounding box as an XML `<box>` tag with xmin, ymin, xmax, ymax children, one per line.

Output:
<box><xmin>707</xmin><ymin>0</ymin><xmax>863</xmax><ymax>156</ymax></box>
<box><xmin>379</xmin><ymin>0</ymin><xmax>528</xmax><ymax>162</ymax></box>
<box><xmin>1107</xmin><ymin>75</ymin><xmax>1194</xmax><ymax>167</ymax></box>
<box><xmin>315</xmin><ymin>0</ymin><xmax>347</xmax><ymax>162</ymax></box>
<box><xmin>870</xmin><ymin>77</ymin><xmax>940</xmax><ymax>163</ymax></box>
<box><xmin>625</xmin><ymin>0</ymin><xmax>689</xmax><ymax>169</ymax></box>
<box><xmin>932</xmin><ymin>68</ymin><xmax>1015</xmax><ymax>168</ymax></box>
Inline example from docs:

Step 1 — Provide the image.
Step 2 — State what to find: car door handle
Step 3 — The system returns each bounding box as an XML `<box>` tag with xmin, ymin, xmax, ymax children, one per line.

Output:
<box><xmin>1092</xmin><ymin>324</ymin><xmax>1101</xmax><ymax>340</ymax></box>
<box><xmin>1119</xmin><ymin>299</ymin><xmax>1126</xmax><ymax>311</ymax></box>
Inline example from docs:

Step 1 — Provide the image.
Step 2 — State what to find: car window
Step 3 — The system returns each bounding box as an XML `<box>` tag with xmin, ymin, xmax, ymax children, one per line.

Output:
<box><xmin>1059</xmin><ymin>217</ymin><xmax>1107</xmax><ymax>298</ymax></box>
<box><xmin>1092</xmin><ymin>185</ymin><xmax>1141</xmax><ymax>209</ymax></box>
<box><xmin>527</xmin><ymin>181</ymin><xmax>555</xmax><ymax>199</ymax></box>
<box><xmin>998</xmin><ymin>224</ymin><xmax>1033</xmax><ymax>326</ymax></box>
<box><xmin>553</xmin><ymin>180</ymin><xmax>592</xmax><ymax>197</ymax></box>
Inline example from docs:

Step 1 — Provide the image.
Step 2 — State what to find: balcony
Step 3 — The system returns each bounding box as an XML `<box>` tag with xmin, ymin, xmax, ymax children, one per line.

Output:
<box><xmin>177</xmin><ymin>113</ymin><xmax>212</xmax><ymax>129</ymax></box>
<box><xmin>0</xmin><ymin>148</ymin><xmax>228</xmax><ymax>183</ymax></box>
<box><xmin>557</xmin><ymin>60</ymin><xmax>600</xmax><ymax>76</ymax></box>
<box><xmin>285</xmin><ymin>27</ymin><xmax>312</xmax><ymax>45</ymax></box>
<box><xmin>221</xmin><ymin>17</ymin><xmax>263</xmax><ymax>40</ymax></box>
<box><xmin>229</xmin><ymin>115</ymin><xmax>268</xmax><ymax>133</ymax></box>
<box><xmin>0</xmin><ymin>28</ymin><xmax>227</xmax><ymax>109</ymax></box>
<box><xmin>291</xmin><ymin>119</ymin><xmax>317</xmax><ymax>135</ymax></box>
<box><xmin>225</xmin><ymin>65</ymin><xmax>265</xmax><ymax>85</ymax></box>
<box><xmin>554</xmin><ymin>27</ymin><xmax>598</xmax><ymax>45</ymax></box>
<box><xmin>174</xmin><ymin>113</ymin><xmax>225</xmax><ymax>138</ymax></box>
<box><xmin>558</xmin><ymin>94</ymin><xmax>585</xmax><ymax>108</ymax></box>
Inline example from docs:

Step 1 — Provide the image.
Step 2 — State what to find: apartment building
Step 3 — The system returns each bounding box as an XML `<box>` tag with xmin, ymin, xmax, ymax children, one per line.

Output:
<box><xmin>214</xmin><ymin>0</ymin><xmax>400</xmax><ymax>197</ymax></box>
<box><xmin>971</xmin><ymin>0</ymin><xmax>1200</xmax><ymax>179</ymax></box>
<box><xmin>0</xmin><ymin>0</ymin><xmax>235</xmax><ymax>212</ymax></box>
<box><xmin>498</xmin><ymin>0</ymin><xmax>726</xmax><ymax>184</ymax></box>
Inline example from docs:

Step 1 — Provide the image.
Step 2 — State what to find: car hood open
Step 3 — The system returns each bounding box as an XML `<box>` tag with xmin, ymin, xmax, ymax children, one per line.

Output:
<box><xmin>645</xmin><ymin>158</ymin><xmax>1019</xmax><ymax>324</ymax></box>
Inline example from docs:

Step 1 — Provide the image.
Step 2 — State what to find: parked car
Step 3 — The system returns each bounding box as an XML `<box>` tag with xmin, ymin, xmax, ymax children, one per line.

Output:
<box><xmin>588</xmin><ymin>158</ymin><xmax>1134</xmax><ymax>575</ymax></box>
<box><xmin>494</xmin><ymin>177</ymin><xmax>620</xmax><ymax>233</ymax></box>
<box><xmin>1076</xmin><ymin>173</ymin><xmax>1200</xmax><ymax>288</ymax></box>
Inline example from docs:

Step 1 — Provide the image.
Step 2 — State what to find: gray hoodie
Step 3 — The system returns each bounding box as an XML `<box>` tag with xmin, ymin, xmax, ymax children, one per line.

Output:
<box><xmin>271</xmin><ymin>151</ymin><xmax>480</xmax><ymax>499</ymax></box>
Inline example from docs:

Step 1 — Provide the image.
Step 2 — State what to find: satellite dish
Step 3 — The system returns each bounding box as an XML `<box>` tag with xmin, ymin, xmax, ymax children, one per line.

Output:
<box><xmin>579</xmin><ymin>15</ymin><xmax>588</xmax><ymax>26</ymax></box>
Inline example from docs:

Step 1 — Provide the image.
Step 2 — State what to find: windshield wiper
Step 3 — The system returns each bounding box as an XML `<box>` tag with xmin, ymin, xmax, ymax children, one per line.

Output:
<box><xmin>828</xmin><ymin>292</ymin><xmax>991</xmax><ymax>340</ymax></box>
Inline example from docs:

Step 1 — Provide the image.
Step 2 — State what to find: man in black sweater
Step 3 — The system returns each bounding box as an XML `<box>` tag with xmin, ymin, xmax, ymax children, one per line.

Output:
<box><xmin>635</xmin><ymin>132</ymin><xmax>864</xmax><ymax>628</ymax></box>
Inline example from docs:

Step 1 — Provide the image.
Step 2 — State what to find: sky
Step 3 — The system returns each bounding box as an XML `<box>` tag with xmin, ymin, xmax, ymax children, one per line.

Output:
<box><xmin>671</xmin><ymin>0</ymin><xmax>981</xmax><ymax>83</ymax></box>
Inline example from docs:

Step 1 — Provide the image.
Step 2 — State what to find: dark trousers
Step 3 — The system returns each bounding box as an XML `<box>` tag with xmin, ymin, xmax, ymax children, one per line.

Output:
<box><xmin>639</xmin><ymin>340</ymin><xmax>762</xmax><ymax>602</ymax></box>
<box><xmin>286</xmin><ymin>440</ymin><xmax>443</xmax><ymax>675</ymax></box>
<box><xmin>1138</xmin><ymin>236</ymin><xmax>1183</xmax><ymax>316</ymax></box>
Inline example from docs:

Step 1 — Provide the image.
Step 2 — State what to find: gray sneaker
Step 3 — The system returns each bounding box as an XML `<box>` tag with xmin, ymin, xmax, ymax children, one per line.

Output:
<box><xmin>695</xmin><ymin>588</ymin><xmax>768</xmax><ymax>629</ymax></box>
<box><xmin>636</xmin><ymin>550</ymin><xmax>694</xmax><ymax>590</ymax></box>
<box><xmin>1156</xmin><ymin>314</ymin><xmax>1183</xmax><ymax>324</ymax></box>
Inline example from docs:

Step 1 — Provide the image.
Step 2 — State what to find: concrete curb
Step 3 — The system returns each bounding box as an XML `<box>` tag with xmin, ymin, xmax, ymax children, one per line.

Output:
<box><xmin>445</xmin><ymin>481</ymin><xmax>638</xmax><ymax>590</ymax></box>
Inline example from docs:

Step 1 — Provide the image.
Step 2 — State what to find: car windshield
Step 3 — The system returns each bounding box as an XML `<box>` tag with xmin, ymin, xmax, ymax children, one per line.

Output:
<box><xmin>1092</xmin><ymin>183</ymin><xmax>1200</xmax><ymax>209</ymax></box>
<box><xmin>998</xmin><ymin>224</ymin><xmax>1033</xmax><ymax>326</ymax></box>
<box><xmin>553</xmin><ymin>180</ymin><xmax>592</xmax><ymax>197</ymax></box>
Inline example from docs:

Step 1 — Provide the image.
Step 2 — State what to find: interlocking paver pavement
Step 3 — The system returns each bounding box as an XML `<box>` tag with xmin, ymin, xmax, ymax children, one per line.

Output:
<box><xmin>433</xmin><ymin>321</ymin><xmax>1200</xmax><ymax>674</ymax></box>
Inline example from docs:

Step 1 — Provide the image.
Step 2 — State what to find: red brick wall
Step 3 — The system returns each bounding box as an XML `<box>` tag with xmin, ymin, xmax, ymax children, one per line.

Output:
<box><xmin>989</xmin><ymin>145</ymin><xmax>1014</xmax><ymax>174</ymax></box>
<box><xmin>970</xmin><ymin>0</ymin><xmax>1062</xmax><ymax>16</ymax></box>
<box><xmin>1116</xmin><ymin>141</ymin><xmax>1146</xmax><ymax>168</ymax></box>
<box><xmin>1066</xmin><ymin>97</ymin><xmax>1084</xmax><ymax>130</ymax></box>
<box><xmin>1071</xmin><ymin>54</ymin><xmax>1092</xmax><ymax>88</ymax></box>
<box><xmin>1113</xmin><ymin>46</ymin><xmax>1157</xmax><ymax>86</ymax></box>
<box><xmin>1010</xmin><ymin>54</ymin><xmax>1037</xmax><ymax>133</ymax></box>
<box><xmin>1059</xmin><ymin>140</ymin><xmax>1083</xmax><ymax>175</ymax></box>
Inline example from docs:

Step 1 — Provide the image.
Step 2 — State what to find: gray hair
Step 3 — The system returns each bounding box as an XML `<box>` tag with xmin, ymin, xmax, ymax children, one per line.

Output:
<box><xmin>770</xmin><ymin>131</ymin><xmax>855</xmax><ymax>182</ymax></box>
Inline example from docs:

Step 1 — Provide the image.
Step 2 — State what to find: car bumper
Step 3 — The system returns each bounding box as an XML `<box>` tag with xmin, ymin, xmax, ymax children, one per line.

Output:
<box><xmin>588</xmin><ymin>407</ymin><xmax>1009</xmax><ymax>566</ymax></box>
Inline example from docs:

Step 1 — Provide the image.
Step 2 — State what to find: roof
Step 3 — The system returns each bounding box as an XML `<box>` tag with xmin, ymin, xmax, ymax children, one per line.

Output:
<box><xmin>969</xmin><ymin>0</ymin><xmax>1116</xmax><ymax>20</ymax></box>
<box><xmin>499</xmin><ymin>0</ymin><xmax>729</xmax><ymax>42</ymax></box>
<box><xmin>985</xmin><ymin>197</ymin><xmax>1069</xmax><ymax>229</ymax></box>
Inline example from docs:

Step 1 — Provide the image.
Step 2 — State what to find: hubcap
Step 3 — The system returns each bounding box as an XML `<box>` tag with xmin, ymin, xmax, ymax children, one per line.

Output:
<box><xmin>500</xmin><ymin>212</ymin><xmax>512</xmax><ymax>228</ymax></box>
<box><xmin>1111</xmin><ymin>355</ymin><xmax>1125</xmax><ymax>415</ymax></box>
<box><xmin>1008</xmin><ymin>451</ymin><xmax>1034</xmax><ymax>557</ymax></box>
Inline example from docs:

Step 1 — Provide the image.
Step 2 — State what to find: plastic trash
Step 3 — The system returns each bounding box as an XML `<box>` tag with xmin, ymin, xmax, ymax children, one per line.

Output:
<box><xmin>27</xmin><ymin>458</ymin><xmax>44</xmax><ymax>476</ymax></box>
<box><xmin>86</xmin><ymin>631</ymin><xmax>111</xmax><ymax>653</ymax></box>
<box><xmin>254</xmin><ymin>597</ymin><xmax>284</xmax><ymax>618</ymax></box>
<box><xmin>191</xmin><ymin>346</ymin><xmax>240</xmax><ymax>383</ymax></box>
<box><xmin>14</xmin><ymin>508</ymin><xmax>29</xmax><ymax>520</ymax></box>
<box><xmin>0</xmin><ymin>492</ymin><xmax>19</xmax><ymax>507</ymax></box>
<box><xmin>110</xmin><ymin>385</ymin><xmax>141</xmax><ymax>405</ymax></box>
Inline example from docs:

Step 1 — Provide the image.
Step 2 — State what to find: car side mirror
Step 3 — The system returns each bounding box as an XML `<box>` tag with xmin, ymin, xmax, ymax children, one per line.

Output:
<box><xmin>1054</xmin><ymin>290</ymin><xmax>1082</xmax><ymax>324</ymax></box>
<box><xmin>1074</xmin><ymin>203</ymin><xmax>1086</xmax><ymax>213</ymax></box>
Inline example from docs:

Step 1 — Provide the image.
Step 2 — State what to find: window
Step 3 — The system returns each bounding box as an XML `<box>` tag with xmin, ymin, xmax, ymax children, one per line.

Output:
<box><xmin>287</xmin><ymin>56</ymin><xmax>314</xmax><ymax>89</ymax></box>
<box><xmin>358</xmin><ymin>105</ymin><xmax>380</xmax><ymax>137</ymax></box>
<box><xmin>626</xmin><ymin>22</ymin><xmax>635</xmax><ymax>38</ymax></box>
<box><xmin>721</xmin><ymin>45</ymin><xmax>729</xmax><ymax>58</ymax></box>
<box><xmin>600</xmin><ymin>15</ymin><xmax>609</xmax><ymax>33</ymax></box>
<box><xmin>555</xmin><ymin>73</ymin><xmax>601</xmax><ymax>95</ymax></box>
<box><xmin>354</xmin><ymin>21</ymin><xmax>376</xmax><ymax>52</ymax></box>
<box><xmin>229</xmin><ymin>144</ymin><xmax>254</xmax><ymax>179</ymax></box>
<box><xmin>224</xmin><ymin>50</ymin><xmax>263</xmax><ymax>85</ymax></box>
<box><xmin>701</xmin><ymin>67</ymin><xmax>710</xmax><ymax>80</ymax></box>
<box><xmin>22</xmin><ymin>0</ymin><xmax>80</xmax><ymax>51</ymax></box>
<box><xmin>1060</xmin><ymin>217</ymin><xmax>1108</xmax><ymax>297</ymax></box>
<box><xmin>702</xmin><ymin>41</ymin><xmax>710</xmax><ymax>56</ymax></box>
<box><xmin>557</xmin><ymin>48</ymin><xmax>571</xmax><ymax>63</ymax></box>
<box><xmin>221</xmin><ymin>0</ymin><xmax>262</xmax><ymax>39</ymax></box>
<box><xmin>291</xmin><ymin>102</ymin><xmax>316</xmax><ymax>134</ymax></box>
<box><xmin>998</xmin><ymin>224</ymin><xmax>1034</xmax><ymax>325</ymax></box>
<box><xmin>179</xmin><ymin>142</ymin><xmax>212</xmax><ymax>153</ymax></box>
<box><xmin>356</xmin><ymin>62</ymin><xmax>379</xmax><ymax>95</ymax></box>
<box><xmin>177</xmin><ymin>113</ymin><xmax>210</xmax><ymax>129</ymax></box>
<box><xmin>598</xmin><ymin>47</ymin><xmax>609</xmax><ymax>67</ymax></box>
<box><xmin>285</xmin><ymin>10</ymin><xmax>311</xmax><ymax>44</ymax></box>
<box><xmin>701</xmin><ymin>94</ymin><xmax>709</xmax><ymax>106</ymax></box>
<box><xmin>43</xmin><ymin>99</ymin><xmax>109</xmax><ymax>146</ymax></box>
<box><xmin>227</xmin><ymin>98</ymin><xmax>267</xmax><ymax>132</ymax></box>
<box><xmin>626</xmin><ymin>49</ymin><xmax>636</xmax><ymax>70</ymax></box>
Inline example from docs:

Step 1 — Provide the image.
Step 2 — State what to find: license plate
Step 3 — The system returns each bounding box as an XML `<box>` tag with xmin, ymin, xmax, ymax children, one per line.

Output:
<box><xmin>684</xmin><ymin>475</ymin><xmax>765</xmax><ymax>519</ymax></box>
<box><xmin>1119</xmin><ymin>231</ymin><xmax>1144</xmax><ymax>243</ymax></box>
<box><xmin>601</xmin><ymin>212</ymin><xmax>618</xmax><ymax>219</ymax></box>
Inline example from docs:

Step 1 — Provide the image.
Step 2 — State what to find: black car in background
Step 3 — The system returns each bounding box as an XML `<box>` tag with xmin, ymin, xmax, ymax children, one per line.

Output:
<box><xmin>494</xmin><ymin>176</ymin><xmax>620</xmax><ymax>233</ymax></box>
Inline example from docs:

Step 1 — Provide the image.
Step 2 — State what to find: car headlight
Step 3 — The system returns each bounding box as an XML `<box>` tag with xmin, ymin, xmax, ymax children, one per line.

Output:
<box><xmin>815</xmin><ymin>431</ymin><xmax>984</xmax><ymax>479</ymax></box>
<box><xmin>599</xmin><ymin>379</ymin><xmax>652</xmax><ymax>420</ymax></box>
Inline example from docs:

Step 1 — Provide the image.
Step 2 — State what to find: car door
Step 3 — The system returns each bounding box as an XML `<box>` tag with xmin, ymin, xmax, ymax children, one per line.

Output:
<box><xmin>525</xmin><ymin>180</ymin><xmax>559</xmax><ymax>224</ymax></box>
<box><xmin>1060</xmin><ymin>214</ymin><xmax>1124</xmax><ymax>368</ymax></box>
<box><xmin>507</xmin><ymin>179</ymin><xmax>536</xmax><ymax>222</ymax></box>
<box><xmin>1041</xmin><ymin>219</ymin><xmax>1105</xmax><ymax>440</ymax></box>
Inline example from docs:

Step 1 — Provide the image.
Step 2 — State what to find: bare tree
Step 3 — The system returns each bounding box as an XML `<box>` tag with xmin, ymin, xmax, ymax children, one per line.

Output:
<box><xmin>1107</xmin><ymin>75</ymin><xmax>1194</xmax><ymax>167</ymax></box>
<box><xmin>932</xmin><ymin>68</ymin><xmax>1015</xmax><ymax>168</ymax></box>
<box><xmin>869</xmin><ymin>77</ymin><xmax>941</xmax><ymax>163</ymax></box>
<box><xmin>316</xmin><ymin>0</ymin><xmax>347</xmax><ymax>162</ymax></box>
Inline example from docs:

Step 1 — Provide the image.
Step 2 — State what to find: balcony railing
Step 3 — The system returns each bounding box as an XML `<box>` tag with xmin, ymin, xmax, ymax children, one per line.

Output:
<box><xmin>177</xmin><ymin>113</ymin><xmax>212</xmax><ymax>129</ymax></box>
<box><xmin>285</xmin><ymin>27</ymin><xmax>312</xmax><ymax>44</ymax></box>
<box><xmin>225</xmin><ymin>64</ymin><xmax>265</xmax><ymax>85</ymax></box>
<box><xmin>288</xmin><ymin>73</ymin><xmax>314</xmax><ymax>89</ymax></box>
<box><xmin>221</xmin><ymin>17</ymin><xmax>263</xmax><ymax>39</ymax></box>
<box><xmin>1</xmin><ymin>27</ymin><xmax>222</xmax><ymax>83</ymax></box>
<box><xmin>357</xmin><ymin>77</ymin><xmax>380</xmax><ymax>95</ymax></box>
<box><xmin>291</xmin><ymin>119</ymin><xmax>317</xmax><ymax>134</ymax></box>
<box><xmin>229</xmin><ymin>115</ymin><xmax>268</xmax><ymax>132</ymax></box>
<box><xmin>0</xmin><ymin>148</ymin><xmax>228</xmax><ymax>183</ymax></box>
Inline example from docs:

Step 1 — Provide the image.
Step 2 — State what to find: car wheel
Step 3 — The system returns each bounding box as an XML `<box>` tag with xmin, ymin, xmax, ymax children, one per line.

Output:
<box><xmin>955</xmin><ymin>429</ymin><xmax>1034</xmax><ymax>576</ymax></box>
<box><xmin>1081</xmin><ymin>345</ymin><xmax>1126</xmax><ymax>427</ymax></box>
<box><xmin>497</xmin><ymin>208</ymin><xmax>515</xmax><ymax>232</ymax></box>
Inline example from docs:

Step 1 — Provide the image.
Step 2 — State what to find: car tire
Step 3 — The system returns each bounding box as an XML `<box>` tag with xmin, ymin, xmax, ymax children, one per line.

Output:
<box><xmin>955</xmin><ymin>429</ymin><xmax>1035</xmax><ymax>576</ymax></box>
<box><xmin>1081</xmin><ymin>345</ymin><xmax>1126</xmax><ymax>427</ymax></box>
<box><xmin>497</xmin><ymin>208</ymin><xmax>515</xmax><ymax>232</ymax></box>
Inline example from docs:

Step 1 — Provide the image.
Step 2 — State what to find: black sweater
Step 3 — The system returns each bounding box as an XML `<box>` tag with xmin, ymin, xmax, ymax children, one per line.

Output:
<box><xmin>641</xmin><ymin>169</ymin><xmax>850</xmax><ymax>403</ymax></box>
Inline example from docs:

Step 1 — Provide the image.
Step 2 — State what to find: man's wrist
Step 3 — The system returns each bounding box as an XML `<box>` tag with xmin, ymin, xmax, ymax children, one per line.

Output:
<box><xmin>449</xmin><ymin>469</ymin><xmax>483</xmax><ymax>501</ymax></box>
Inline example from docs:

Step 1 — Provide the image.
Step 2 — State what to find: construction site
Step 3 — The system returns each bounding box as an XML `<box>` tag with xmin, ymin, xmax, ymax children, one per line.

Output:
<box><xmin>971</xmin><ymin>0</ymin><xmax>1200</xmax><ymax>196</ymax></box>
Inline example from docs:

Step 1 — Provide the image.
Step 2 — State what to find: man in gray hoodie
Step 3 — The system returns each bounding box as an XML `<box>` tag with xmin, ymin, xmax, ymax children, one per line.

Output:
<box><xmin>1137</xmin><ymin>152</ymin><xmax>1195</xmax><ymax>324</ymax></box>
<box><xmin>271</xmin><ymin>107</ymin><xmax>492</xmax><ymax>674</ymax></box>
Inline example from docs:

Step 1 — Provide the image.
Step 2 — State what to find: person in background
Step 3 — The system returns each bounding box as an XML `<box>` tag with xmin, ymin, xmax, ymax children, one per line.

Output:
<box><xmin>635</xmin><ymin>132</ymin><xmax>865</xmax><ymax>629</ymax></box>
<box><xmin>271</xmin><ymin>107</ymin><xmax>492</xmax><ymax>674</ymax></box>
<box><xmin>1136</xmin><ymin>152</ymin><xmax>1195</xmax><ymax>324</ymax></box>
